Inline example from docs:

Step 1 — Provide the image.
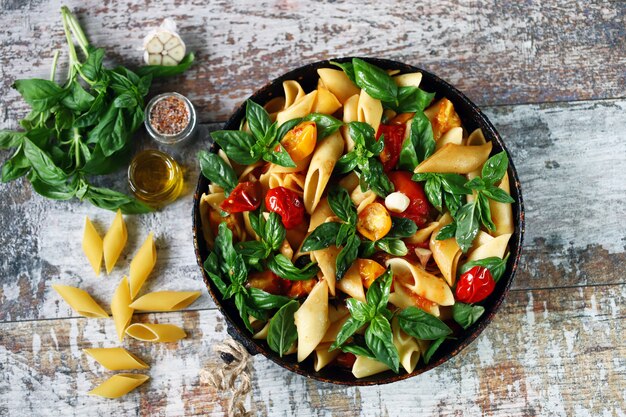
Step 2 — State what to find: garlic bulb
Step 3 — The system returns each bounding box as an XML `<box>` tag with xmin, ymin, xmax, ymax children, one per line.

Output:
<box><xmin>143</xmin><ymin>19</ymin><xmax>186</xmax><ymax>66</ymax></box>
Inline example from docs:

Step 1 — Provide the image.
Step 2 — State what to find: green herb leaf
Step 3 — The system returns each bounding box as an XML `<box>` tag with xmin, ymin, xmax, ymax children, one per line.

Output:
<box><xmin>267</xmin><ymin>254</ymin><xmax>319</xmax><ymax>281</ymax></box>
<box><xmin>13</xmin><ymin>78</ymin><xmax>66</xmax><ymax>112</ymax></box>
<box><xmin>263</xmin><ymin>143</ymin><xmax>296</xmax><ymax>168</ymax></box>
<box><xmin>387</xmin><ymin>217</ymin><xmax>418</xmax><ymax>239</ymax></box>
<box><xmin>365</xmin><ymin>269</ymin><xmax>393</xmax><ymax>313</ymax></box>
<box><xmin>84</xmin><ymin>185</ymin><xmax>152</xmax><ymax>214</ymax></box>
<box><xmin>352</xmin><ymin>58</ymin><xmax>398</xmax><ymax>102</ymax></box>
<box><xmin>28</xmin><ymin>171</ymin><xmax>76</xmax><ymax>200</ymax></box>
<box><xmin>61</xmin><ymin>81</ymin><xmax>94</xmax><ymax>112</ymax></box>
<box><xmin>329</xmin><ymin>61</ymin><xmax>357</xmax><ymax>84</ymax></box>
<box><xmin>460</xmin><ymin>254</ymin><xmax>509</xmax><ymax>283</ymax></box>
<box><xmin>423</xmin><ymin>336</ymin><xmax>447</xmax><ymax>364</ymax></box>
<box><xmin>476</xmin><ymin>193</ymin><xmax>495</xmax><ymax>231</ymax></box>
<box><xmin>397</xmin><ymin>306</ymin><xmax>453</xmax><ymax>340</ymax></box>
<box><xmin>0</xmin><ymin>131</ymin><xmax>24</xmax><ymax>150</ymax></box>
<box><xmin>328</xmin><ymin>186</ymin><xmax>357</xmax><ymax>224</ymax></box>
<box><xmin>383</xmin><ymin>86</ymin><xmax>435</xmax><ymax>113</ymax></box>
<box><xmin>23</xmin><ymin>138</ymin><xmax>67</xmax><ymax>186</ymax></box>
<box><xmin>135</xmin><ymin>52</ymin><xmax>195</xmax><ymax>78</ymax></box>
<box><xmin>304</xmin><ymin>113</ymin><xmax>343</xmax><ymax>139</ymax></box>
<box><xmin>235</xmin><ymin>240</ymin><xmax>268</xmax><ymax>264</ymax></box>
<box><xmin>234</xmin><ymin>291</ymin><xmax>254</xmax><ymax>332</ymax></box>
<box><xmin>203</xmin><ymin>252</ymin><xmax>229</xmax><ymax>296</ymax></box>
<box><xmin>423</xmin><ymin>174</ymin><xmax>443</xmax><ymax>211</ymax></box>
<box><xmin>436</xmin><ymin>222</ymin><xmax>457</xmax><ymax>240</ymax></box>
<box><xmin>198</xmin><ymin>150</ymin><xmax>238</xmax><ymax>195</ymax></box>
<box><xmin>247</xmin><ymin>287</ymin><xmax>292</xmax><ymax>311</ymax></box>
<box><xmin>358</xmin><ymin>240</ymin><xmax>377</xmax><ymax>258</ymax></box>
<box><xmin>276</xmin><ymin>118</ymin><xmax>303</xmax><ymax>141</ymax></box>
<box><xmin>346</xmin><ymin>298</ymin><xmax>373</xmax><ymax>322</ymax></box>
<box><xmin>246</xmin><ymin>100</ymin><xmax>272</xmax><ymax>141</ymax></box>
<box><xmin>267</xmin><ymin>300</ymin><xmax>299</xmax><ymax>357</ymax></box>
<box><xmin>211</xmin><ymin>130</ymin><xmax>259</xmax><ymax>165</ymax></box>
<box><xmin>330</xmin><ymin>316</ymin><xmax>364</xmax><ymax>351</ymax></box>
<box><xmin>455</xmin><ymin>202</ymin><xmax>480</xmax><ymax>252</ymax></box>
<box><xmin>263</xmin><ymin>212</ymin><xmax>287</xmax><ymax>251</ymax></box>
<box><xmin>334</xmin><ymin>152</ymin><xmax>359</xmax><ymax>175</ymax></box>
<box><xmin>301</xmin><ymin>222</ymin><xmax>342</xmax><ymax>252</ymax></box>
<box><xmin>375</xmin><ymin>238</ymin><xmax>408</xmax><ymax>256</ymax></box>
<box><xmin>410</xmin><ymin>112</ymin><xmax>435</xmax><ymax>163</ymax></box>
<box><xmin>89</xmin><ymin>107</ymin><xmax>127</xmax><ymax>157</ymax></box>
<box><xmin>341</xmin><ymin>343</ymin><xmax>376</xmax><ymax>359</ymax></box>
<box><xmin>481</xmin><ymin>151</ymin><xmax>509</xmax><ymax>185</ymax></box>
<box><xmin>362</xmin><ymin>158</ymin><xmax>394</xmax><ymax>197</ymax></box>
<box><xmin>482</xmin><ymin>186</ymin><xmax>515</xmax><ymax>204</ymax></box>
<box><xmin>81</xmin><ymin>47</ymin><xmax>105</xmax><ymax>81</ymax></box>
<box><xmin>336</xmin><ymin>233</ymin><xmax>360</xmax><ymax>280</ymax></box>
<box><xmin>365</xmin><ymin>315</ymin><xmax>399</xmax><ymax>373</ymax></box>
<box><xmin>335</xmin><ymin>223</ymin><xmax>352</xmax><ymax>247</ymax></box>
<box><xmin>452</xmin><ymin>302</ymin><xmax>485</xmax><ymax>330</ymax></box>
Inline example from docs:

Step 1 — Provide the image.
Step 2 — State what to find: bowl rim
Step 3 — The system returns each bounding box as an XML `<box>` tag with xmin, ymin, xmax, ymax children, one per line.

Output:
<box><xmin>192</xmin><ymin>57</ymin><xmax>525</xmax><ymax>386</ymax></box>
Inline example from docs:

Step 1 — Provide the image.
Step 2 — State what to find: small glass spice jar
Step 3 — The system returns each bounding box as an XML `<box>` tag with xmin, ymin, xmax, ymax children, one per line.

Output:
<box><xmin>145</xmin><ymin>92</ymin><xmax>197</xmax><ymax>145</ymax></box>
<box><xmin>128</xmin><ymin>149</ymin><xmax>184</xmax><ymax>206</ymax></box>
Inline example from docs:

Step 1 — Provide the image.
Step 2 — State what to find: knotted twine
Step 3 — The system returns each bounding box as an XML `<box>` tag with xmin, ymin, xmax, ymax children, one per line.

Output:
<box><xmin>199</xmin><ymin>338</ymin><xmax>253</xmax><ymax>417</ymax></box>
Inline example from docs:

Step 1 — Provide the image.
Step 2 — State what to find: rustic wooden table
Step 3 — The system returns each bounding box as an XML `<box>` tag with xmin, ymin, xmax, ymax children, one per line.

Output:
<box><xmin>1</xmin><ymin>1</ymin><xmax>625</xmax><ymax>416</ymax></box>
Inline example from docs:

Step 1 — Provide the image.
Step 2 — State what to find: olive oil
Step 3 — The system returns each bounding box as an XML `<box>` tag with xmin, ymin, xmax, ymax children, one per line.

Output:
<box><xmin>128</xmin><ymin>150</ymin><xmax>183</xmax><ymax>206</ymax></box>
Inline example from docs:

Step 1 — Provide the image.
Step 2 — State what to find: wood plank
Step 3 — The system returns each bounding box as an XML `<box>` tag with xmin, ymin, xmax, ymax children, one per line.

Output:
<box><xmin>1</xmin><ymin>99</ymin><xmax>625</xmax><ymax>322</ymax></box>
<box><xmin>0</xmin><ymin>0</ymin><xmax>624</xmax><ymax>127</ymax></box>
<box><xmin>1</xmin><ymin>283</ymin><xmax>624</xmax><ymax>416</ymax></box>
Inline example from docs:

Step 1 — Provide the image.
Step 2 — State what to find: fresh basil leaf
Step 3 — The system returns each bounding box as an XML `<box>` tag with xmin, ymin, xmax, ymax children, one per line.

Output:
<box><xmin>235</xmin><ymin>291</ymin><xmax>254</xmax><ymax>332</ymax></box>
<box><xmin>455</xmin><ymin>202</ymin><xmax>480</xmax><ymax>252</ymax></box>
<box><xmin>263</xmin><ymin>143</ymin><xmax>296</xmax><ymax>168</ymax></box>
<box><xmin>387</xmin><ymin>217</ymin><xmax>418</xmax><ymax>239</ymax></box>
<box><xmin>198</xmin><ymin>150</ymin><xmax>238</xmax><ymax>195</ymax></box>
<box><xmin>247</xmin><ymin>287</ymin><xmax>292</xmax><ymax>311</ymax></box>
<box><xmin>276</xmin><ymin>118</ymin><xmax>303</xmax><ymax>141</ymax></box>
<box><xmin>398</xmin><ymin>306</ymin><xmax>453</xmax><ymax>340</ymax></box>
<box><xmin>22</xmin><ymin>138</ymin><xmax>67</xmax><ymax>186</ymax></box>
<box><xmin>203</xmin><ymin>252</ymin><xmax>229</xmax><ymax>296</ymax></box>
<box><xmin>423</xmin><ymin>336</ymin><xmax>447</xmax><ymax>364</ymax></box>
<box><xmin>466</xmin><ymin>177</ymin><xmax>486</xmax><ymax>191</ymax></box>
<box><xmin>54</xmin><ymin>107</ymin><xmax>74</xmax><ymax>133</ymax></box>
<box><xmin>214</xmin><ymin>222</ymin><xmax>238</xmax><ymax>276</ymax></box>
<box><xmin>0</xmin><ymin>131</ymin><xmax>24</xmax><ymax>150</ymax></box>
<box><xmin>80</xmin><ymin>47</ymin><xmax>105</xmax><ymax>81</ymax></box>
<box><xmin>135</xmin><ymin>52</ymin><xmax>195</xmax><ymax>78</ymax></box>
<box><xmin>460</xmin><ymin>254</ymin><xmax>509</xmax><ymax>283</ymax></box>
<box><xmin>13</xmin><ymin>78</ymin><xmax>66</xmax><ymax>112</ymax></box>
<box><xmin>483</xmin><ymin>186</ymin><xmax>515</xmax><ymax>204</ymax></box>
<box><xmin>366</xmin><ymin>268</ymin><xmax>393</xmax><ymax>313</ymax></box>
<box><xmin>352</xmin><ymin>58</ymin><xmax>398</xmax><ymax>103</ymax></box>
<box><xmin>1</xmin><ymin>145</ymin><xmax>30</xmax><ymax>182</ymax></box>
<box><xmin>84</xmin><ymin>185</ymin><xmax>152</xmax><ymax>214</ymax></box>
<box><xmin>410</xmin><ymin>112</ymin><xmax>435</xmax><ymax>163</ymax></box>
<box><xmin>375</xmin><ymin>238</ymin><xmax>408</xmax><ymax>256</ymax></box>
<box><xmin>61</xmin><ymin>81</ymin><xmax>94</xmax><ymax>112</ymax></box>
<box><xmin>264</xmin><ymin>212</ymin><xmax>286</xmax><ymax>251</ymax></box>
<box><xmin>74</xmin><ymin>92</ymin><xmax>106</xmax><ymax>128</ymax></box>
<box><xmin>362</xmin><ymin>158</ymin><xmax>394</xmax><ymax>197</ymax></box>
<box><xmin>482</xmin><ymin>151</ymin><xmax>509</xmax><ymax>185</ymax></box>
<box><xmin>336</xmin><ymin>233</ymin><xmax>360</xmax><ymax>280</ymax></box>
<box><xmin>112</xmin><ymin>91</ymin><xmax>137</xmax><ymax>108</ymax></box>
<box><xmin>359</xmin><ymin>239</ymin><xmax>377</xmax><ymax>258</ymax></box>
<box><xmin>330</xmin><ymin>316</ymin><xmax>364</xmax><ymax>351</ymax></box>
<box><xmin>453</xmin><ymin>302</ymin><xmax>485</xmax><ymax>330</ymax></box>
<box><xmin>444</xmin><ymin>191</ymin><xmax>462</xmax><ymax>218</ymax></box>
<box><xmin>211</xmin><ymin>130</ymin><xmax>258</xmax><ymax>165</ymax></box>
<box><xmin>301</xmin><ymin>222</ymin><xmax>342</xmax><ymax>252</ymax></box>
<box><xmin>348</xmin><ymin>121</ymin><xmax>376</xmax><ymax>149</ymax></box>
<box><xmin>334</xmin><ymin>152</ymin><xmax>359</xmax><ymax>175</ymax></box>
<box><xmin>89</xmin><ymin>106</ymin><xmax>127</xmax><ymax>157</ymax></box>
<box><xmin>81</xmin><ymin>143</ymin><xmax>131</xmax><ymax>175</ymax></box>
<box><xmin>335</xmin><ymin>223</ymin><xmax>353</xmax><ymax>247</ymax></box>
<box><xmin>235</xmin><ymin>240</ymin><xmax>268</xmax><ymax>264</ymax></box>
<box><xmin>328</xmin><ymin>185</ymin><xmax>357</xmax><ymax>224</ymax></box>
<box><xmin>424</xmin><ymin>175</ymin><xmax>443</xmax><ymax>211</ymax></box>
<box><xmin>436</xmin><ymin>222</ymin><xmax>457</xmax><ymax>240</ymax></box>
<box><xmin>329</xmin><ymin>61</ymin><xmax>356</xmax><ymax>84</ymax></box>
<box><xmin>267</xmin><ymin>300</ymin><xmax>299</xmax><ymax>357</ymax></box>
<box><xmin>246</xmin><ymin>100</ymin><xmax>272</xmax><ymax>141</ymax></box>
<box><xmin>341</xmin><ymin>343</ymin><xmax>376</xmax><ymax>359</ymax></box>
<box><xmin>440</xmin><ymin>173</ymin><xmax>471</xmax><ymax>195</ymax></box>
<box><xmin>398</xmin><ymin>134</ymin><xmax>419</xmax><ymax>171</ymax></box>
<box><xmin>304</xmin><ymin>113</ymin><xmax>343</xmax><ymax>139</ymax></box>
<box><xmin>267</xmin><ymin>254</ymin><xmax>319</xmax><ymax>281</ymax></box>
<box><xmin>365</xmin><ymin>315</ymin><xmax>399</xmax><ymax>373</ymax></box>
<box><xmin>28</xmin><ymin>171</ymin><xmax>76</xmax><ymax>200</ymax></box>
<box><xmin>383</xmin><ymin>86</ymin><xmax>435</xmax><ymax>113</ymax></box>
<box><xmin>367</xmin><ymin>132</ymin><xmax>385</xmax><ymax>156</ymax></box>
<box><xmin>126</xmin><ymin>106</ymin><xmax>145</xmax><ymax>133</ymax></box>
<box><xmin>346</xmin><ymin>298</ymin><xmax>373</xmax><ymax>322</ymax></box>
<box><xmin>477</xmin><ymin>193</ymin><xmax>495</xmax><ymax>231</ymax></box>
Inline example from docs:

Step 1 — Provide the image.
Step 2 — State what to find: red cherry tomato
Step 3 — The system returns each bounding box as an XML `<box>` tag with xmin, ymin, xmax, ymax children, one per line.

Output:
<box><xmin>387</xmin><ymin>171</ymin><xmax>431</xmax><ymax>226</ymax></box>
<box><xmin>220</xmin><ymin>181</ymin><xmax>262</xmax><ymax>213</ymax></box>
<box><xmin>455</xmin><ymin>266</ymin><xmax>495</xmax><ymax>304</ymax></box>
<box><xmin>335</xmin><ymin>352</ymin><xmax>357</xmax><ymax>368</ymax></box>
<box><xmin>376</xmin><ymin>124</ymin><xmax>406</xmax><ymax>172</ymax></box>
<box><xmin>265</xmin><ymin>186</ymin><xmax>305</xmax><ymax>229</ymax></box>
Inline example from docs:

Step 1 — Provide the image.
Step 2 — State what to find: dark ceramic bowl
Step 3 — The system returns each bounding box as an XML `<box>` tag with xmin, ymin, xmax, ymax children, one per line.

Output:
<box><xmin>193</xmin><ymin>58</ymin><xmax>525</xmax><ymax>386</ymax></box>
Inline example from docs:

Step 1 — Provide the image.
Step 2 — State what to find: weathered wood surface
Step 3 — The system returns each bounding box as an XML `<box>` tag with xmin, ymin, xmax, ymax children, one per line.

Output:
<box><xmin>1</xmin><ymin>284</ymin><xmax>624</xmax><ymax>416</ymax></box>
<box><xmin>1</xmin><ymin>99</ymin><xmax>625</xmax><ymax>323</ymax></box>
<box><xmin>1</xmin><ymin>0</ymin><xmax>625</xmax><ymax>127</ymax></box>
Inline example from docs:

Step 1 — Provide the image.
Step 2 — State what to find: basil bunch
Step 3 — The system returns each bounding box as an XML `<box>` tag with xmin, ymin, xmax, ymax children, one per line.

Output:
<box><xmin>204</xmin><ymin>223</ymin><xmax>293</xmax><ymax>332</ymax></box>
<box><xmin>331</xmin><ymin>269</ymin><xmax>400</xmax><ymax>373</ymax></box>
<box><xmin>436</xmin><ymin>152</ymin><xmax>515</xmax><ymax>252</ymax></box>
<box><xmin>0</xmin><ymin>7</ymin><xmax>194</xmax><ymax>213</ymax></box>
<box><xmin>334</xmin><ymin>122</ymin><xmax>394</xmax><ymax>197</ymax></box>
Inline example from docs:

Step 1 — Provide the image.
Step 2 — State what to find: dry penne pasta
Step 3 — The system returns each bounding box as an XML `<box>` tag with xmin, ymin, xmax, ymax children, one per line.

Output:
<box><xmin>129</xmin><ymin>291</ymin><xmax>201</xmax><ymax>311</ymax></box>
<box><xmin>83</xmin><ymin>347</ymin><xmax>149</xmax><ymax>370</ymax></box>
<box><xmin>88</xmin><ymin>374</ymin><xmax>149</xmax><ymax>398</ymax></box>
<box><xmin>129</xmin><ymin>232</ymin><xmax>157</xmax><ymax>299</ymax></box>
<box><xmin>102</xmin><ymin>209</ymin><xmax>127</xmax><ymax>274</ymax></box>
<box><xmin>52</xmin><ymin>284</ymin><xmax>108</xmax><ymax>318</ymax></box>
<box><xmin>125</xmin><ymin>323</ymin><xmax>186</xmax><ymax>342</ymax></box>
<box><xmin>82</xmin><ymin>217</ymin><xmax>103</xmax><ymax>276</ymax></box>
<box><xmin>111</xmin><ymin>276</ymin><xmax>133</xmax><ymax>341</ymax></box>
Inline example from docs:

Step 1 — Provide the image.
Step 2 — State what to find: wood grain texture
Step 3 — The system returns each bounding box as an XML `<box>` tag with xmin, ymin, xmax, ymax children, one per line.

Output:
<box><xmin>1</xmin><ymin>99</ymin><xmax>625</xmax><ymax>322</ymax></box>
<box><xmin>0</xmin><ymin>284</ymin><xmax>624</xmax><ymax>417</ymax></box>
<box><xmin>0</xmin><ymin>0</ymin><xmax>625</xmax><ymax>127</ymax></box>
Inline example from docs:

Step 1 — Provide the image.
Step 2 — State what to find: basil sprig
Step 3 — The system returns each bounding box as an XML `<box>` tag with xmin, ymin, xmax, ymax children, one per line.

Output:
<box><xmin>331</xmin><ymin>269</ymin><xmax>400</xmax><ymax>373</ymax></box>
<box><xmin>211</xmin><ymin>100</ymin><xmax>296</xmax><ymax>168</ymax></box>
<box><xmin>267</xmin><ymin>254</ymin><xmax>320</xmax><ymax>281</ymax></box>
<box><xmin>397</xmin><ymin>306</ymin><xmax>452</xmax><ymax>340</ymax></box>
<box><xmin>235</xmin><ymin>211</ymin><xmax>286</xmax><ymax>266</ymax></box>
<box><xmin>452</xmin><ymin>302</ymin><xmax>485</xmax><ymax>330</ymax></box>
<box><xmin>198</xmin><ymin>150</ymin><xmax>238</xmax><ymax>195</ymax></box>
<box><xmin>412</xmin><ymin>172</ymin><xmax>469</xmax><ymax>216</ymax></box>
<box><xmin>204</xmin><ymin>223</ymin><xmax>292</xmax><ymax>332</ymax></box>
<box><xmin>459</xmin><ymin>254</ymin><xmax>510</xmax><ymax>283</ymax></box>
<box><xmin>436</xmin><ymin>152</ymin><xmax>515</xmax><ymax>252</ymax></box>
<box><xmin>334</xmin><ymin>121</ymin><xmax>394</xmax><ymax>197</ymax></box>
<box><xmin>267</xmin><ymin>299</ymin><xmax>299</xmax><ymax>357</ymax></box>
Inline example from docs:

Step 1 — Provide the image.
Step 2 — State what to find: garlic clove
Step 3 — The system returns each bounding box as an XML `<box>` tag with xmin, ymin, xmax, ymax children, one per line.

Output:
<box><xmin>163</xmin><ymin>35</ymin><xmax>181</xmax><ymax>51</ymax></box>
<box><xmin>161</xmin><ymin>55</ymin><xmax>178</xmax><ymax>66</ymax></box>
<box><xmin>145</xmin><ymin>37</ymin><xmax>164</xmax><ymax>53</ymax></box>
<box><xmin>167</xmin><ymin>44</ymin><xmax>186</xmax><ymax>61</ymax></box>
<box><xmin>142</xmin><ymin>19</ymin><xmax>186</xmax><ymax>66</ymax></box>
<box><xmin>147</xmin><ymin>53</ymin><xmax>162</xmax><ymax>65</ymax></box>
<box><xmin>156</xmin><ymin>31</ymin><xmax>173</xmax><ymax>44</ymax></box>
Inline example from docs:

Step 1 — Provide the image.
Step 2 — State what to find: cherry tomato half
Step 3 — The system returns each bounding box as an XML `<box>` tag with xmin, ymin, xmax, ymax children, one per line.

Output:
<box><xmin>335</xmin><ymin>352</ymin><xmax>357</xmax><ymax>369</ymax></box>
<box><xmin>387</xmin><ymin>171</ymin><xmax>431</xmax><ymax>227</ymax></box>
<box><xmin>376</xmin><ymin>124</ymin><xmax>406</xmax><ymax>172</ymax></box>
<box><xmin>220</xmin><ymin>181</ymin><xmax>262</xmax><ymax>213</ymax></box>
<box><xmin>281</xmin><ymin>121</ymin><xmax>317</xmax><ymax>162</ymax></box>
<box><xmin>357</xmin><ymin>259</ymin><xmax>386</xmax><ymax>289</ymax></box>
<box><xmin>455</xmin><ymin>266</ymin><xmax>495</xmax><ymax>304</ymax></box>
<box><xmin>265</xmin><ymin>186</ymin><xmax>306</xmax><ymax>229</ymax></box>
<box><xmin>357</xmin><ymin>202</ymin><xmax>392</xmax><ymax>241</ymax></box>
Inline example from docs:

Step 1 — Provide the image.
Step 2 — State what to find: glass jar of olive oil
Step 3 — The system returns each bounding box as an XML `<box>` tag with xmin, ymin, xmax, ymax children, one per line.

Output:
<box><xmin>128</xmin><ymin>150</ymin><xmax>183</xmax><ymax>206</ymax></box>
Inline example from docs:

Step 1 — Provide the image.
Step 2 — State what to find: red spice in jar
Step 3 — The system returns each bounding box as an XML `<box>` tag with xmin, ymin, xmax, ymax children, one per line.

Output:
<box><xmin>149</xmin><ymin>96</ymin><xmax>190</xmax><ymax>135</ymax></box>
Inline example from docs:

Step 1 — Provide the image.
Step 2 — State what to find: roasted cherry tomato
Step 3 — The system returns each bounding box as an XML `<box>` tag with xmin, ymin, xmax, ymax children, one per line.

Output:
<box><xmin>389</xmin><ymin>112</ymin><xmax>415</xmax><ymax>125</ymax></box>
<box><xmin>376</xmin><ymin>124</ymin><xmax>406</xmax><ymax>172</ymax></box>
<box><xmin>424</xmin><ymin>98</ymin><xmax>461</xmax><ymax>141</ymax></box>
<box><xmin>335</xmin><ymin>352</ymin><xmax>357</xmax><ymax>368</ymax></box>
<box><xmin>357</xmin><ymin>202</ymin><xmax>392</xmax><ymax>241</ymax></box>
<box><xmin>286</xmin><ymin>279</ymin><xmax>317</xmax><ymax>298</ymax></box>
<box><xmin>220</xmin><ymin>181</ymin><xmax>262</xmax><ymax>213</ymax></box>
<box><xmin>281</xmin><ymin>121</ymin><xmax>317</xmax><ymax>162</ymax></box>
<box><xmin>247</xmin><ymin>270</ymin><xmax>289</xmax><ymax>295</ymax></box>
<box><xmin>357</xmin><ymin>259</ymin><xmax>386</xmax><ymax>289</ymax></box>
<box><xmin>387</xmin><ymin>171</ymin><xmax>431</xmax><ymax>227</ymax></box>
<box><xmin>455</xmin><ymin>266</ymin><xmax>495</xmax><ymax>303</ymax></box>
<box><xmin>265</xmin><ymin>186</ymin><xmax>306</xmax><ymax>229</ymax></box>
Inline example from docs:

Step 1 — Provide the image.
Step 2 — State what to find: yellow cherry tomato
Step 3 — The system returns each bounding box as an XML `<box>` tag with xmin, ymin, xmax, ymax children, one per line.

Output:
<box><xmin>280</xmin><ymin>121</ymin><xmax>317</xmax><ymax>162</ymax></box>
<box><xmin>358</xmin><ymin>259</ymin><xmax>387</xmax><ymax>289</ymax></box>
<box><xmin>357</xmin><ymin>202</ymin><xmax>392</xmax><ymax>242</ymax></box>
